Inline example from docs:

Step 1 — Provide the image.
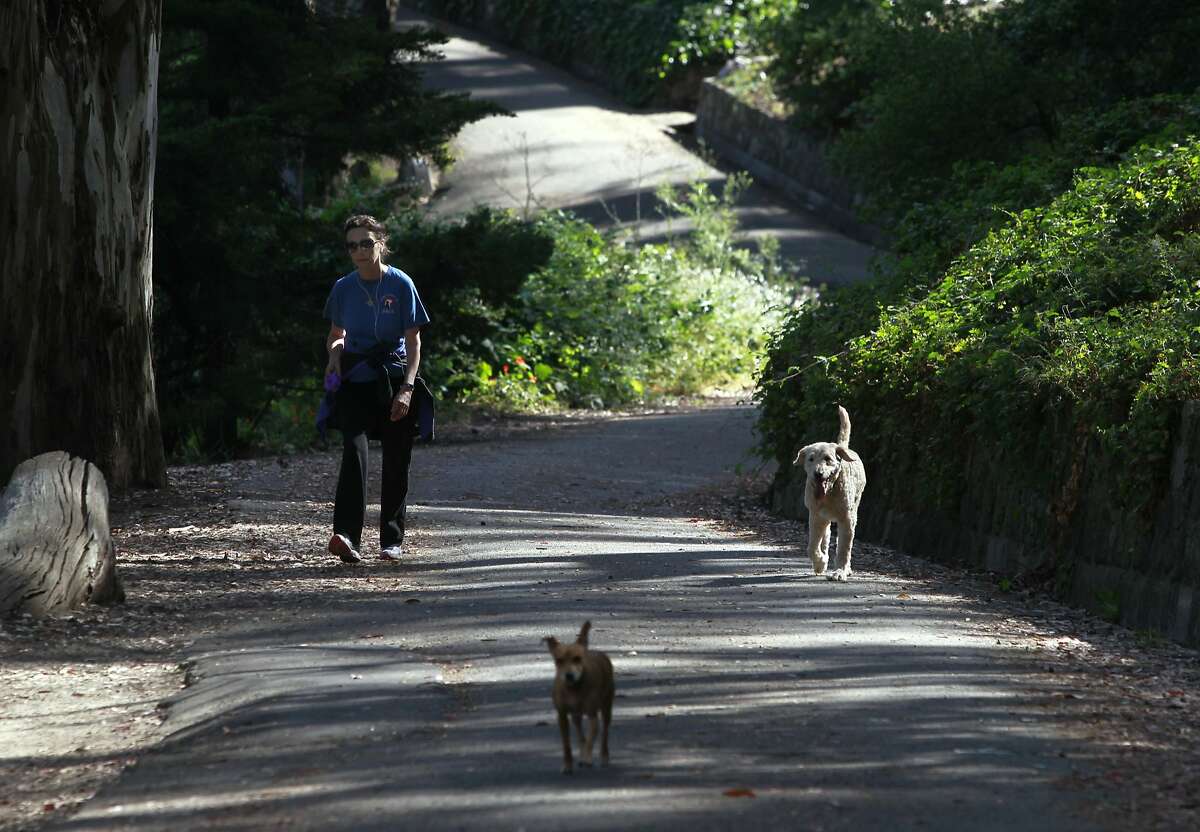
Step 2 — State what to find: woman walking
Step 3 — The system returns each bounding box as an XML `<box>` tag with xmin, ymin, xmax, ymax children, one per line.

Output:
<box><xmin>323</xmin><ymin>214</ymin><xmax>430</xmax><ymax>563</ymax></box>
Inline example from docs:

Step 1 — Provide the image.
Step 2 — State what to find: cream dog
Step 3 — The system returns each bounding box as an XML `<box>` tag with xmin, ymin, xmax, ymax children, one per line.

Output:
<box><xmin>793</xmin><ymin>405</ymin><xmax>867</xmax><ymax>581</ymax></box>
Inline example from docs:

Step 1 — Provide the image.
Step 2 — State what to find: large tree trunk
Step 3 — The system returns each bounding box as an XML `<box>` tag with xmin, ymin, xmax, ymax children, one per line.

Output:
<box><xmin>0</xmin><ymin>452</ymin><xmax>123</xmax><ymax>617</ymax></box>
<box><xmin>0</xmin><ymin>2</ymin><xmax>166</xmax><ymax>490</ymax></box>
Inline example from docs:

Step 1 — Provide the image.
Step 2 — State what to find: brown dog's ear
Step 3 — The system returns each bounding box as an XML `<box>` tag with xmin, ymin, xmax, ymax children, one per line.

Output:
<box><xmin>836</xmin><ymin>445</ymin><xmax>859</xmax><ymax>463</ymax></box>
<box><xmin>544</xmin><ymin>636</ymin><xmax>560</xmax><ymax>654</ymax></box>
<box><xmin>576</xmin><ymin>620</ymin><xmax>591</xmax><ymax>647</ymax></box>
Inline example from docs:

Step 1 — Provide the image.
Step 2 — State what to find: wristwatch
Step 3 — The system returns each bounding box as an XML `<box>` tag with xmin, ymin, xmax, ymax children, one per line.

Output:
<box><xmin>397</xmin><ymin>382</ymin><xmax>414</xmax><ymax>392</ymax></box>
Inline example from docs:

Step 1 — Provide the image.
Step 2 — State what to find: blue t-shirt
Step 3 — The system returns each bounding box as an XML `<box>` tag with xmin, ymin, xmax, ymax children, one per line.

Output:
<box><xmin>324</xmin><ymin>265</ymin><xmax>430</xmax><ymax>353</ymax></box>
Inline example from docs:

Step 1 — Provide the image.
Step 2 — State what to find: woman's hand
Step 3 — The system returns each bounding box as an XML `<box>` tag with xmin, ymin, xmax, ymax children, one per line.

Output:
<box><xmin>325</xmin><ymin>324</ymin><xmax>346</xmax><ymax>378</ymax></box>
<box><xmin>390</xmin><ymin>385</ymin><xmax>413</xmax><ymax>421</ymax></box>
<box><xmin>325</xmin><ymin>347</ymin><xmax>342</xmax><ymax>379</ymax></box>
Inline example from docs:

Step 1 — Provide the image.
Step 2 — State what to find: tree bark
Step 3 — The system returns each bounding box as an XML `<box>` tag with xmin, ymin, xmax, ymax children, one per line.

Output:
<box><xmin>0</xmin><ymin>452</ymin><xmax>123</xmax><ymax>618</ymax></box>
<box><xmin>0</xmin><ymin>1</ymin><xmax>166</xmax><ymax>490</ymax></box>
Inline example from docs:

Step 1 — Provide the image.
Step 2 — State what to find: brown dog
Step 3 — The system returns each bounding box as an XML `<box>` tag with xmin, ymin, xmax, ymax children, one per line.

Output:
<box><xmin>545</xmin><ymin>620</ymin><xmax>614</xmax><ymax>774</ymax></box>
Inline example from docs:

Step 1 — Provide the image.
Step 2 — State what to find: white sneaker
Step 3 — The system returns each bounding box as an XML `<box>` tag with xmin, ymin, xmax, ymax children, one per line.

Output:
<box><xmin>329</xmin><ymin>533</ymin><xmax>361</xmax><ymax>564</ymax></box>
<box><xmin>379</xmin><ymin>545</ymin><xmax>403</xmax><ymax>561</ymax></box>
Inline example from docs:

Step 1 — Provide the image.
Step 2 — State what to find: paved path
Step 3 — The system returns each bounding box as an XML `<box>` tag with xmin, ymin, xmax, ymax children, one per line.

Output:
<box><xmin>56</xmin><ymin>407</ymin><xmax>1099</xmax><ymax>831</ymax></box>
<box><xmin>395</xmin><ymin>7</ymin><xmax>876</xmax><ymax>287</ymax></box>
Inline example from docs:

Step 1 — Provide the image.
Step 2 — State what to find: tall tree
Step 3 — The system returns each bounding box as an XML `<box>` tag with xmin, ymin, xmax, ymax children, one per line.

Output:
<box><xmin>0</xmin><ymin>1</ymin><xmax>166</xmax><ymax>489</ymax></box>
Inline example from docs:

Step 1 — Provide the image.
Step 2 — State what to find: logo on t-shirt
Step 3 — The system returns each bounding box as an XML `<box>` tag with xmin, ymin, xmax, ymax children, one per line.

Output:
<box><xmin>380</xmin><ymin>294</ymin><xmax>397</xmax><ymax>313</ymax></box>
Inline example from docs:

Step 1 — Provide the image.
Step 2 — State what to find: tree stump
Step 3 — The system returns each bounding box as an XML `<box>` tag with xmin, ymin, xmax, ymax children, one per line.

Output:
<box><xmin>0</xmin><ymin>452</ymin><xmax>124</xmax><ymax>617</ymax></box>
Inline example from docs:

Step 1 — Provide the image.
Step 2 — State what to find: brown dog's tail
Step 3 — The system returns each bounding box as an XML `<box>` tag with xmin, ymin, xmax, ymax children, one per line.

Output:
<box><xmin>577</xmin><ymin>620</ymin><xmax>592</xmax><ymax>647</ymax></box>
<box><xmin>836</xmin><ymin>405</ymin><xmax>851</xmax><ymax>448</ymax></box>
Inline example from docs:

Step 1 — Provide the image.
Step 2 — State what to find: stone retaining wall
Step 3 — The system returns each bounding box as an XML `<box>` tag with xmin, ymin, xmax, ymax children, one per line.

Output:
<box><xmin>771</xmin><ymin>401</ymin><xmax>1200</xmax><ymax>645</ymax></box>
<box><xmin>695</xmin><ymin>78</ymin><xmax>886</xmax><ymax>248</ymax></box>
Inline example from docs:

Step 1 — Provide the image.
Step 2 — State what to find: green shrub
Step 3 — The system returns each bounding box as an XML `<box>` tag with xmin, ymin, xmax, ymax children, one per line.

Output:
<box><xmin>757</xmin><ymin>139</ymin><xmax>1200</xmax><ymax>514</ymax></box>
<box><xmin>498</xmin><ymin>210</ymin><xmax>788</xmax><ymax>408</ymax></box>
<box><xmin>456</xmin><ymin>175</ymin><xmax>790</xmax><ymax>411</ymax></box>
<box><xmin>386</xmin><ymin>206</ymin><xmax>558</xmax><ymax>401</ymax></box>
<box><xmin>882</xmin><ymin>93</ymin><xmax>1200</xmax><ymax>308</ymax></box>
<box><xmin>756</xmin><ymin>0</ymin><xmax>914</xmax><ymax>132</ymax></box>
<box><xmin>661</xmin><ymin>1</ymin><xmax>789</xmax><ymax>84</ymax></box>
<box><xmin>217</xmin><ymin>171</ymin><xmax>790</xmax><ymax>453</ymax></box>
<box><xmin>237</xmin><ymin>390</ymin><xmax>321</xmax><ymax>456</ymax></box>
<box><xmin>712</xmin><ymin>58</ymin><xmax>790</xmax><ymax>118</ymax></box>
<box><xmin>993</xmin><ymin>0</ymin><xmax>1200</xmax><ymax>110</ymax></box>
<box><xmin>759</xmin><ymin>0</ymin><xmax>1200</xmax><ymax>216</ymax></box>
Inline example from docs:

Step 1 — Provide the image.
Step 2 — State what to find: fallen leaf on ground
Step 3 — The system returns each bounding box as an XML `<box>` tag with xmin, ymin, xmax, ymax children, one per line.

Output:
<box><xmin>723</xmin><ymin>788</ymin><xmax>756</xmax><ymax>798</ymax></box>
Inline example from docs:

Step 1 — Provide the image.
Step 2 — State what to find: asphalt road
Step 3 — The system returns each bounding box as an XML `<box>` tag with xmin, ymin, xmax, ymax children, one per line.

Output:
<box><xmin>394</xmin><ymin>7</ymin><xmax>877</xmax><ymax>288</ymax></box>
<box><xmin>45</xmin><ymin>15</ymin><xmax>1102</xmax><ymax>831</ymax></box>
<box><xmin>55</xmin><ymin>406</ymin><xmax>1099</xmax><ymax>831</ymax></box>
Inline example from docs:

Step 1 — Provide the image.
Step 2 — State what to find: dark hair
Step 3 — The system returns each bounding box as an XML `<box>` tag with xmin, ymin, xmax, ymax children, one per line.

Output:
<box><xmin>343</xmin><ymin>214</ymin><xmax>390</xmax><ymax>257</ymax></box>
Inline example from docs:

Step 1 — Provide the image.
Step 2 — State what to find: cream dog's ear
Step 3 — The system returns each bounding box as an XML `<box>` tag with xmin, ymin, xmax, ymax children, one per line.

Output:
<box><xmin>576</xmin><ymin>620</ymin><xmax>591</xmax><ymax>647</ymax></box>
<box><xmin>793</xmin><ymin>444</ymin><xmax>815</xmax><ymax>466</ymax></box>
<box><xmin>544</xmin><ymin>636</ymin><xmax>560</xmax><ymax>654</ymax></box>
<box><xmin>836</xmin><ymin>445</ymin><xmax>859</xmax><ymax>463</ymax></box>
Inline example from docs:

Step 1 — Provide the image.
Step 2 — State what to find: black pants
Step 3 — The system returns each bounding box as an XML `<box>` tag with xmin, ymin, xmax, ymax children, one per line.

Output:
<box><xmin>332</xmin><ymin>380</ymin><xmax>417</xmax><ymax>550</ymax></box>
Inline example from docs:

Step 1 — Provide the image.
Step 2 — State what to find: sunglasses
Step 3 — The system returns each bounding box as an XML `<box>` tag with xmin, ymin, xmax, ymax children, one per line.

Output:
<box><xmin>345</xmin><ymin>238</ymin><xmax>379</xmax><ymax>253</ymax></box>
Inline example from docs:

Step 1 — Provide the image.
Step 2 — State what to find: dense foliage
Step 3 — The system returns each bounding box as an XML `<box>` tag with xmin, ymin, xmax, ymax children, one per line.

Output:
<box><xmin>154</xmin><ymin>0</ymin><xmax>501</xmax><ymax>456</ymax></box>
<box><xmin>459</xmin><ymin>176</ymin><xmax>789</xmax><ymax>411</ymax></box>
<box><xmin>755</xmin><ymin>1</ymin><xmax>1200</xmax><ymax>487</ymax></box>
<box><xmin>245</xmin><ymin>175</ymin><xmax>790</xmax><ymax>454</ymax></box>
<box><xmin>759</xmin><ymin>141</ymin><xmax>1200</xmax><ymax>512</ymax></box>
<box><xmin>758</xmin><ymin>0</ymin><xmax>1200</xmax><ymax>215</ymax></box>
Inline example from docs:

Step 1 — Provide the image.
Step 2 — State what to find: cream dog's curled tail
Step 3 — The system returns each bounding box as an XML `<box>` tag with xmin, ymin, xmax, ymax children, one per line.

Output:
<box><xmin>836</xmin><ymin>405</ymin><xmax>851</xmax><ymax>448</ymax></box>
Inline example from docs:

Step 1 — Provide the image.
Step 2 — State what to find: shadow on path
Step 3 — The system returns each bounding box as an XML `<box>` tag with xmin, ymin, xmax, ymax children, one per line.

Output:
<box><xmin>53</xmin><ymin>406</ymin><xmax>1103</xmax><ymax>830</ymax></box>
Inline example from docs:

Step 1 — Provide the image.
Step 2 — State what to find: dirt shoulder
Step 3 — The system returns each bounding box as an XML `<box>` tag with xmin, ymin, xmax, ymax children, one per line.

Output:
<box><xmin>1</xmin><ymin>407</ymin><xmax>1197</xmax><ymax>831</ymax></box>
